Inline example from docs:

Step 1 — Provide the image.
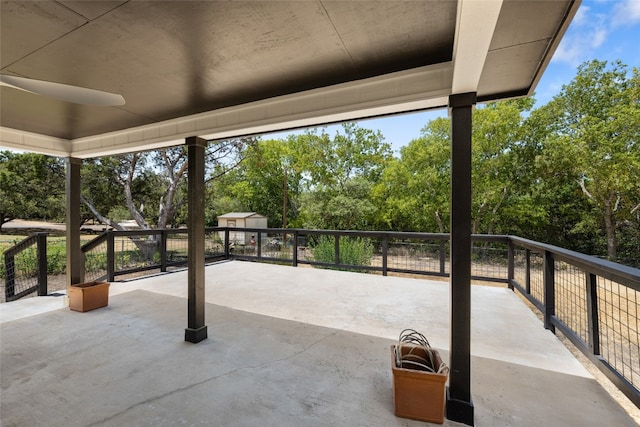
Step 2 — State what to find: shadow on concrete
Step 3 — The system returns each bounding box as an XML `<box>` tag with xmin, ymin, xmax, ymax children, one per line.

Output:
<box><xmin>1</xmin><ymin>289</ymin><xmax>635</xmax><ymax>427</ymax></box>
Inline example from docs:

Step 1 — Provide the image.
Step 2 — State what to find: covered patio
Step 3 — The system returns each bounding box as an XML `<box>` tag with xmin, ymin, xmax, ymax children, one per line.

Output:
<box><xmin>1</xmin><ymin>1</ymin><xmax>586</xmax><ymax>424</ymax></box>
<box><xmin>1</xmin><ymin>261</ymin><xmax>635</xmax><ymax>426</ymax></box>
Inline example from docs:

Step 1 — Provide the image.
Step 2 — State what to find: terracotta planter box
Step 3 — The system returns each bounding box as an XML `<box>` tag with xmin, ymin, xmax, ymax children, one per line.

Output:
<box><xmin>69</xmin><ymin>282</ymin><xmax>110</xmax><ymax>312</ymax></box>
<box><xmin>391</xmin><ymin>345</ymin><xmax>447</xmax><ymax>424</ymax></box>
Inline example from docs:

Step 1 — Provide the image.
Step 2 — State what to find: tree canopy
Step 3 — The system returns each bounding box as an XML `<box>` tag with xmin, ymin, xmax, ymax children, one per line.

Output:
<box><xmin>0</xmin><ymin>152</ymin><xmax>65</xmax><ymax>229</ymax></box>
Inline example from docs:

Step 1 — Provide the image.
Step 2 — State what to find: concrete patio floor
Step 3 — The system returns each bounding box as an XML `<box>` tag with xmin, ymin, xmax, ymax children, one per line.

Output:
<box><xmin>1</xmin><ymin>261</ymin><xmax>636</xmax><ymax>426</ymax></box>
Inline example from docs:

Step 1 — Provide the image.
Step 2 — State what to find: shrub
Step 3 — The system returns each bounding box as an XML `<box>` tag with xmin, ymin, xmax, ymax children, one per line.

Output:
<box><xmin>310</xmin><ymin>236</ymin><xmax>373</xmax><ymax>271</ymax></box>
<box><xmin>46</xmin><ymin>241</ymin><xmax>66</xmax><ymax>275</ymax></box>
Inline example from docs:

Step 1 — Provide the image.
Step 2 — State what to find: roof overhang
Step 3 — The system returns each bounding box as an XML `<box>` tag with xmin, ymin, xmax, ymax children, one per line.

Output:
<box><xmin>0</xmin><ymin>0</ymin><xmax>580</xmax><ymax>158</ymax></box>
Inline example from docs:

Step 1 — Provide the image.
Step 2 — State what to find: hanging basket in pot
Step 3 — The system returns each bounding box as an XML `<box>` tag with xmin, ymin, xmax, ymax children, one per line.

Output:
<box><xmin>391</xmin><ymin>329</ymin><xmax>449</xmax><ymax>424</ymax></box>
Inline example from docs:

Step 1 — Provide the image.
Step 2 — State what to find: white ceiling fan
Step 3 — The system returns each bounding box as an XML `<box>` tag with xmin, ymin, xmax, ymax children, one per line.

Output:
<box><xmin>0</xmin><ymin>74</ymin><xmax>125</xmax><ymax>106</ymax></box>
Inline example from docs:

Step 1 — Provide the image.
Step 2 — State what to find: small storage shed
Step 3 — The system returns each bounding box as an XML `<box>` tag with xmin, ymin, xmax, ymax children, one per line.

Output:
<box><xmin>217</xmin><ymin>212</ymin><xmax>267</xmax><ymax>245</ymax></box>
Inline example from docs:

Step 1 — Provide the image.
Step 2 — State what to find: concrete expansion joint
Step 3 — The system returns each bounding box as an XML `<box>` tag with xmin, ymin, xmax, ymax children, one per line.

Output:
<box><xmin>85</xmin><ymin>331</ymin><xmax>337</xmax><ymax>425</ymax></box>
<box><xmin>270</xmin><ymin>331</ymin><xmax>338</xmax><ymax>364</ymax></box>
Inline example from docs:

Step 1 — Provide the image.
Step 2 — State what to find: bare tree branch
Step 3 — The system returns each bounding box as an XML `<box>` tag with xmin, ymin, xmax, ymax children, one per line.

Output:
<box><xmin>578</xmin><ymin>177</ymin><xmax>593</xmax><ymax>200</ymax></box>
<box><xmin>80</xmin><ymin>194</ymin><xmax>124</xmax><ymax>231</ymax></box>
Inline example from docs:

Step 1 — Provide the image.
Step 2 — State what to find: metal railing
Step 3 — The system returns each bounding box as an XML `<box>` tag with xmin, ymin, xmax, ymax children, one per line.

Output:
<box><xmin>81</xmin><ymin>227</ymin><xmax>640</xmax><ymax>406</ymax></box>
<box><xmin>82</xmin><ymin>228</ymin><xmax>226</xmax><ymax>282</ymax></box>
<box><xmin>223</xmin><ymin>228</ymin><xmax>510</xmax><ymax>282</ymax></box>
<box><xmin>508</xmin><ymin>236</ymin><xmax>640</xmax><ymax>408</ymax></box>
<box><xmin>2</xmin><ymin>232</ymin><xmax>48</xmax><ymax>302</ymax></box>
<box><xmin>3</xmin><ymin>227</ymin><xmax>638</xmax><ymax>406</ymax></box>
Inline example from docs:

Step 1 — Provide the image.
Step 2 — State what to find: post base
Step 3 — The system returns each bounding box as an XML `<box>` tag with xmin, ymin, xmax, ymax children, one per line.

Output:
<box><xmin>446</xmin><ymin>386</ymin><xmax>474</xmax><ymax>426</ymax></box>
<box><xmin>185</xmin><ymin>325</ymin><xmax>208</xmax><ymax>343</ymax></box>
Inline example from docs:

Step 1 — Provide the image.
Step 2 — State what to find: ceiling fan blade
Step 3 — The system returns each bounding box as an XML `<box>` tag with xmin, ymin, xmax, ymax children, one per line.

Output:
<box><xmin>0</xmin><ymin>75</ymin><xmax>125</xmax><ymax>106</ymax></box>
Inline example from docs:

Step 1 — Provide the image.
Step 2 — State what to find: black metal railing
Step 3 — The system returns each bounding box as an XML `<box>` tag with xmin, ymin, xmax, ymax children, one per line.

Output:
<box><xmin>222</xmin><ymin>228</ymin><xmax>510</xmax><ymax>282</ymax></box>
<box><xmin>80</xmin><ymin>227</ymin><xmax>640</xmax><ymax>406</ymax></box>
<box><xmin>2</xmin><ymin>232</ymin><xmax>48</xmax><ymax>302</ymax></box>
<box><xmin>3</xmin><ymin>227</ymin><xmax>638</xmax><ymax>406</ymax></box>
<box><xmin>508</xmin><ymin>236</ymin><xmax>640</xmax><ymax>407</ymax></box>
<box><xmin>82</xmin><ymin>228</ymin><xmax>226</xmax><ymax>282</ymax></box>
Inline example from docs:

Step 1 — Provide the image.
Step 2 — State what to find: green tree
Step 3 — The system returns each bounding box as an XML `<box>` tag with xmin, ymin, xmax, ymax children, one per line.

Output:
<box><xmin>206</xmin><ymin>137</ymin><xmax>304</xmax><ymax>228</ymax></box>
<box><xmin>519</xmin><ymin>99</ymin><xmax>595</xmax><ymax>252</ymax></box>
<box><xmin>531</xmin><ymin>60</ymin><xmax>640</xmax><ymax>260</ymax></box>
<box><xmin>373</xmin><ymin>117</ymin><xmax>451</xmax><ymax>232</ymax></box>
<box><xmin>471</xmin><ymin>98</ymin><xmax>536</xmax><ymax>235</ymax></box>
<box><xmin>292</xmin><ymin>123</ymin><xmax>392</xmax><ymax>230</ymax></box>
<box><xmin>82</xmin><ymin>152</ymin><xmax>163</xmax><ymax>230</ymax></box>
<box><xmin>83</xmin><ymin>138</ymin><xmax>256</xmax><ymax>231</ymax></box>
<box><xmin>0</xmin><ymin>151</ymin><xmax>65</xmax><ymax>230</ymax></box>
<box><xmin>374</xmin><ymin>99</ymin><xmax>535</xmax><ymax>235</ymax></box>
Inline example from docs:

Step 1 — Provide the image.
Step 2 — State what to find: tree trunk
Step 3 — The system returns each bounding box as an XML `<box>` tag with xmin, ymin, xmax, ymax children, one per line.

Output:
<box><xmin>81</xmin><ymin>194</ymin><xmax>158</xmax><ymax>261</ymax></box>
<box><xmin>603</xmin><ymin>197</ymin><xmax>617</xmax><ymax>261</ymax></box>
<box><xmin>435</xmin><ymin>210</ymin><xmax>445</xmax><ymax>234</ymax></box>
<box><xmin>472</xmin><ymin>201</ymin><xmax>486</xmax><ymax>234</ymax></box>
<box><xmin>283</xmin><ymin>168</ymin><xmax>288</xmax><ymax>228</ymax></box>
<box><xmin>156</xmin><ymin>149</ymin><xmax>189</xmax><ymax>229</ymax></box>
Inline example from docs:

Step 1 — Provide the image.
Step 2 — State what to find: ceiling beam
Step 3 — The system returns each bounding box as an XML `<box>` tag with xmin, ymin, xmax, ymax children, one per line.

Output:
<box><xmin>16</xmin><ymin>63</ymin><xmax>452</xmax><ymax>159</ymax></box>
<box><xmin>0</xmin><ymin>127</ymin><xmax>71</xmax><ymax>157</ymax></box>
<box><xmin>452</xmin><ymin>0</ymin><xmax>503</xmax><ymax>94</ymax></box>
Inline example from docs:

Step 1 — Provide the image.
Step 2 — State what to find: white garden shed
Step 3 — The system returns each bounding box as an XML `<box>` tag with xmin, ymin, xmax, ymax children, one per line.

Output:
<box><xmin>217</xmin><ymin>212</ymin><xmax>267</xmax><ymax>245</ymax></box>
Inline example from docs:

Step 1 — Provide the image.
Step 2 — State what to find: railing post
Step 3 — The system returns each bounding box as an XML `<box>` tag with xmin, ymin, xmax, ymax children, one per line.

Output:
<box><xmin>106</xmin><ymin>231</ymin><xmax>115</xmax><ymax>282</ymax></box>
<box><xmin>543</xmin><ymin>250</ymin><xmax>555</xmax><ymax>333</ymax></box>
<box><xmin>5</xmin><ymin>252</ymin><xmax>15</xmax><ymax>299</ymax></box>
<box><xmin>37</xmin><ymin>233</ymin><xmax>48</xmax><ymax>296</ymax></box>
<box><xmin>440</xmin><ymin>239</ymin><xmax>446</xmax><ymax>275</ymax></box>
<box><xmin>382</xmin><ymin>234</ymin><xmax>388</xmax><ymax>276</ymax></box>
<box><xmin>257</xmin><ymin>231</ymin><xmax>262</xmax><ymax>259</ymax></box>
<box><xmin>334</xmin><ymin>234</ymin><xmax>340</xmax><ymax>265</ymax></box>
<box><xmin>507</xmin><ymin>239</ymin><xmax>514</xmax><ymax>290</ymax></box>
<box><xmin>586</xmin><ymin>272</ymin><xmax>600</xmax><ymax>355</ymax></box>
<box><xmin>525</xmin><ymin>249</ymin><xmax>531</xmax><ymax>294</ymax></box>
<box><xmin>292</xmin><ymin>230</ymin><xmax>298</xmax><ymax>267</ymax></box>
<box><xmin>224</xmin><ymin>228</ymin><xmax>230</xmax><ymax>258</ymax></box>
<box><xmin>160</xmin><ymin>230</ymin><xmax>168</xmax><ymax>272</ymax></box>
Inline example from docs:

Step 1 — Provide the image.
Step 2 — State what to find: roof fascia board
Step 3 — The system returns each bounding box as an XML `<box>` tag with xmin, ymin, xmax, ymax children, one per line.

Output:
<box><xmin>70</xmin><ymin>63</ymin><xmax>453</xmax><ymax>158</ymax></box>
<box><xmin>526</xmin><ymin>0</ymin><xmax>582</xmax><ymax>97</ymax></box>
<box><xmin>452</xmin><ymin>0</ymin><xmax>503</xmax><ymax>94</ymax></box>
<box><xmin>0</xmin><ymin>127</ymin><xmax>71</xmax><ymax>157</ymax></box>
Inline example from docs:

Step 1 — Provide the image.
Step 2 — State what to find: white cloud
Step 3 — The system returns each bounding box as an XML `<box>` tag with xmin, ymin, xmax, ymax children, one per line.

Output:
<box><xmin>612</xmin><ymin>0</ymin><xmax>640</xmax><ymax>26</ymax></box>
<box><xmin>551</xmin><ymin>4</ymin><xmax>609</xmax><ymax>66</ymax></box>
<box><xmin>573</xmin><ymin>5</ymin><xmax>590</xmax><ymax>26</ymax></box>
<box><xmin>552</xmin><ymin>37</ymin><xmax>583</xmax><ymax>65</ymax></box>
<box><xmin>591</xmin><ymin>28</ymin><xmax>607</xmax><ymax>48</ymax></box>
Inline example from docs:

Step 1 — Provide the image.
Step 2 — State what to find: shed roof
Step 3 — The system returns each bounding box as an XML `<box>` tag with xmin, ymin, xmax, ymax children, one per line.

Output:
<box><xmin>218</xmin><ymin>212</ymin><xmax>267</xmax><ymax>219</ymax></box>
<box><xmin>0</xmin><ymin>0</ymin><xmax>580</xmax><ymax>158</ymax></box>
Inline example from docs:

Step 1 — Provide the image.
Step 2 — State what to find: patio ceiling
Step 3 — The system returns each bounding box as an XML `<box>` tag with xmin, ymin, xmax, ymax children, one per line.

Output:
<box><xmin>0</xmin><ymin>0</ymin><xmax>579</xmax><ymax>159</ymax></box>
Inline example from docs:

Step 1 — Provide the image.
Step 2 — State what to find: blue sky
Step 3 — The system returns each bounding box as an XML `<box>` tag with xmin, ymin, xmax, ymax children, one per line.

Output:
<box><xmin>268</xmin><ymin>0</ymin><xmax>640</xmax><ymax>154</ymax></box>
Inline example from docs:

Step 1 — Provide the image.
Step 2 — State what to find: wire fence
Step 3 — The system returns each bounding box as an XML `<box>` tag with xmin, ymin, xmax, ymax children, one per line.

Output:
<box><xmin>385</xmin><ymin>239</ymin><xmax>445</xmax><ymax>275</ymax></box>
<box><xmin>510</xmin><ymin>236</ymin><xmax>640</xmax><ymax>407</ymax></box>
<box><xmin>84</xmin><ymin>237</ymin><xmax>108</xmax><ymax>283</ymax></box>
<box><xmin>598</xmin><ymin>277</ymin><xmax>640</xmax><ymax>391</ymax></box>
<box><xmin>1</xmin><ymin>234</ymin><xmax>47</xmax><ymax>302</ymax></box>
<box><xmin>555</xmin><ymin>261</ymin><xmax>589</xmax><ymax>344</ymax></box>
